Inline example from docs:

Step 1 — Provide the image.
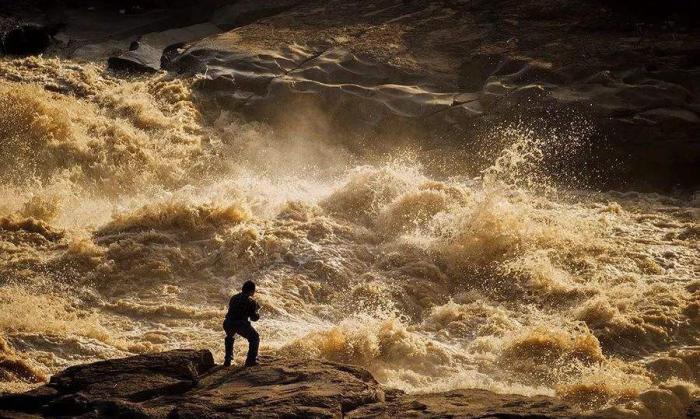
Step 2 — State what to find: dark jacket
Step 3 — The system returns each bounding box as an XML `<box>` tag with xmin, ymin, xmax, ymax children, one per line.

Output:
<box><xmin>225</xmin><ymin>292</ymin><xmax>260</xmax><ymax>323</ymax></box>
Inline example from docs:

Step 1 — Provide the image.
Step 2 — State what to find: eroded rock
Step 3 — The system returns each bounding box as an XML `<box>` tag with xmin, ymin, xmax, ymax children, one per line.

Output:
<box><xmin>0</xmin><ymin>349</ymin><xmax>598</xmax><ymax>418</ymax></box>
<box><xmin>167</xmin><ymin>0</ymin><xmax>700</xmax><ymax>191</ymax></box>
<box><xmin>108</xmin><ymin>41</ymin><xmax>163</xmax><ymax>73</ymax></box>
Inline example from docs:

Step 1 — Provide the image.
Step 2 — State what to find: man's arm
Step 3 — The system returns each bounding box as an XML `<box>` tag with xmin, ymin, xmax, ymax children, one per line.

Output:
<box><xmin>249</xmin><ymin>300</ymin><xmax>260</xmax><ymax>321</ymax></box>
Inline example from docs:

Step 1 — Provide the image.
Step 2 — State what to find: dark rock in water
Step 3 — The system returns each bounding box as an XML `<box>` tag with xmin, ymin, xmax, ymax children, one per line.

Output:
<box><xmin>108</xmin><ymin>41</ymin><xmax>163</xmax><ymax>73</ymax></box>
<box><xmin>0</xmin><ymin>349</ymin><xmax>592</xmax><ymax>418</ymax></box>
<box><xmin>1</xmin><ymin>24</ymin><xmax>51</xmax><ymax>56</ymax></box>
<box><xmin>161</xmin><ymin>42</ymin><xmax>186</xmax><ymax>68</ymax></box>
<box><xmin>166</xmin><ymin>0</ymin><xmax>700</xmax><ymax>191</ymax></box>
<box><xmin>104</xmin><ymin>22</ymin><xmax>222</xmax><ymax>73</ymax></box>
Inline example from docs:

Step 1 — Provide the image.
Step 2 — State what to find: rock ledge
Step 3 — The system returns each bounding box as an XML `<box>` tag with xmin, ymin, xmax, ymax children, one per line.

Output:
<box><xmin>0</xmin><ymin>349</ymin><xmax>592</xmax><ymax>418</ymax></box>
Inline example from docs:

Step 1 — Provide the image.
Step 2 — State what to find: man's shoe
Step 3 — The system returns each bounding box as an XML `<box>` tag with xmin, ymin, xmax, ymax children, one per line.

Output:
<box><xmin>223</xmin><ymin>360</ymin><xmax>232</xmax><ymax>367</ymax></box>
<box><xmin>244</xmin><ymin>360</ymin><xmax>258</xmax><ymax>367</ymax></box>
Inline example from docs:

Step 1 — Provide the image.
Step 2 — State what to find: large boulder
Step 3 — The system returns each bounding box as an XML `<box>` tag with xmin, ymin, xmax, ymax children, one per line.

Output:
<box><xmin>165</xmin><ymin>356</ymin><xmax>385</xmax><ymax>418</ymax></box>
<box><xmin>0</xmin><ymin>349</ymin><xmax>214</xmax><ymax>416</ymax></box>
<box><xmin>0</xmin><ymin>349</ymin><xmax>595</xmax><ymax>418</ymax></box>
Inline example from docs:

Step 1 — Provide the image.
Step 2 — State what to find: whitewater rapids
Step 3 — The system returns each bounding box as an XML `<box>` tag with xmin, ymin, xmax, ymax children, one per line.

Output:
<box><xmin>0</xmin><ymin>57</ymin><xmax>697</xmax><ymax>414</ymax></box>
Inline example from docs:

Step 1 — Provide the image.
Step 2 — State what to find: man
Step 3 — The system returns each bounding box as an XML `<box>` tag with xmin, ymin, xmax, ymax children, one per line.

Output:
<box><xmin>223</xmin><ymin>280</ymin><xmax>260</xmax><ymax>367</ymax></box>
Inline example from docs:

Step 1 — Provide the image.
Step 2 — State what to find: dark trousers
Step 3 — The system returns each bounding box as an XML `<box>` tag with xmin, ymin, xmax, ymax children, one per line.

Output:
<box><xmin>223</xmin><ymin>320</ymin><xmax>259</xmax><ymax>365</ymax></box>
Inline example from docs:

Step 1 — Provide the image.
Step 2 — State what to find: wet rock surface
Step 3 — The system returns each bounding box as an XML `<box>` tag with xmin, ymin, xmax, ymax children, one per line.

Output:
<box><xmin>0</xmin><ymin>349</ymin><xmax>597</xmax><ymax>418</ymax></box>
<box><xmin>165</xmin><ymin>0</ymin><xmax>700</xmax><ymax>191</ymax></box>
<box><xmin>108</xmin><ymin>41</ymin><xmax>163</xmax><ymax>72</ymax></box>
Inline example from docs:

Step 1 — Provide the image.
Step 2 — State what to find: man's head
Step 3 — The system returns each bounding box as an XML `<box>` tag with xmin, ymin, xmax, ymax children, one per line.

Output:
<box><xmin>242</xmin><ymin>280</ymin><xmax>256</xmax><ymax>296</ymax></box>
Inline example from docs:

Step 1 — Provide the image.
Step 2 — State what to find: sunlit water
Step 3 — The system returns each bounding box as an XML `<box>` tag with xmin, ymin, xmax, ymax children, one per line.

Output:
<box><xmin>0</xmin><ymin>57</ymin><xmax>697</xmax><ymax>414</ymax></box>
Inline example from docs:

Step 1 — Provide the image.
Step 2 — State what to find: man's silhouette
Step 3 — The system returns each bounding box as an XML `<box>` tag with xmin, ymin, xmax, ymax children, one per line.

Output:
<box><xmin>223</xmin><ymin>280</ymin><xmax>260</xmax><ymax>367</ymax></box>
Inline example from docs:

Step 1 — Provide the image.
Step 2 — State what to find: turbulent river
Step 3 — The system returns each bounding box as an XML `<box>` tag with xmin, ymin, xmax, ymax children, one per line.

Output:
<box><xmin>0</xmin><ymin>57</ymin><xmax>697</xmax><ymax>412</ymax></box>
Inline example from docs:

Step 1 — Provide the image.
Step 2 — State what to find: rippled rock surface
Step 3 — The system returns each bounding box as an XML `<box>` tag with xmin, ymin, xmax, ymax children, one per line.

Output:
<box><xmin>165</xmin><ymin>0</ymin><xmax>700</xmax><ymax>190</ymax></box>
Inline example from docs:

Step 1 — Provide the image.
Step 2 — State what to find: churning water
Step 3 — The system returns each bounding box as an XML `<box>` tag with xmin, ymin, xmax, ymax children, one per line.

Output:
<box><xmin>0</xmin><ymin>57</ymin><xmax>697</xmax><ymax>413</ymax></box>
